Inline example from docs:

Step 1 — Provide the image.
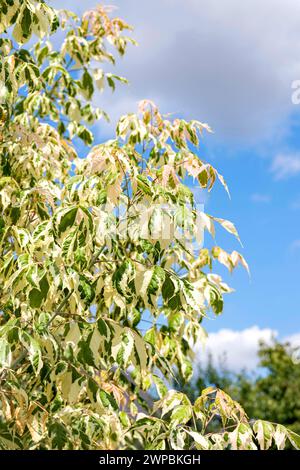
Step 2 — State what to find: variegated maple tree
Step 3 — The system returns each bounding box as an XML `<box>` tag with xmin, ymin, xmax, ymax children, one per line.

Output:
<box><xmin>0</xmin><ymin>0</ymin><xmax>299</xmax><ymax>450</ymax></box>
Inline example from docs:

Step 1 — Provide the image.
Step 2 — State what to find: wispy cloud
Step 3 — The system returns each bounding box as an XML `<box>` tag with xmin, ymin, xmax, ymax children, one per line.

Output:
<box><xmin>284</xmin><ymin>332</ymin><xmax>300</xmax><ymax>345</ymax></box>
<box><xmin>290</xmin><ymin>239</ymin><xmax>300</xmax><ymax>252</ymax></box>
<box><xmin>251</xmin><ymin>193</ymin><xmax>271</xmax><ymax>203</ymax></box>
<box><xmin>52</xmin><ymin>0</ymin><xmax>300</xmax><ymax>145</ymax></box>
<box><xmin>271</xmin><ymin>153</ymin><xmax>300</xmax><ymax>180</ymax></box>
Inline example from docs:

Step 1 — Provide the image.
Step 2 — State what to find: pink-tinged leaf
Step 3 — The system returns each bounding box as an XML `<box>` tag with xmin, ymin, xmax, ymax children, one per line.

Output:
<box><xmin>161</xmin><ymin>164</ymin><xmax>179</xmax><ymax>187</ymax></box>
<box><xmin>231</xmin><ymin>251</ymin><xmax>250</xmax><ymax>275</ymax></box>
<box><xmin>107</xmin><ymin>174</ymin><xmax>123</xmax><ymax>205</ymax></box>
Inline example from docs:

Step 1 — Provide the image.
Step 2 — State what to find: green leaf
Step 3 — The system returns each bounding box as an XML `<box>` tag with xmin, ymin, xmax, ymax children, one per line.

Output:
<box><xmin>78</xmin><ymin>275</ymin><xmax>94</xmax><ymax>303</ymax></box>
<box><xmin>112</xmin><ymin>260</ymin><xmax>135</xmax><ymax>300</ymax></box>
<box><xmin>21</xmin><ymin>7</ymin><xmax>32</xmax><ymax>39</ymax></box>
<box><xmin>162</xmin><ymin>274</ymin><xmax>175</xmax><ymax>301</ymax></box>
<box><xmin>49</xmin><ymin>422</ymin><xmax>68</xmax><ymax>450</ymax></box>
<box><xmin>207</xmin><ymin>283</ymin><xmax>223</xmax><ymax>314</ymax></box>
<box><xmin>77</xmin><ymin>340</ymin><xmax>94</xmax><ymax>367</ymax></box>
<box><xmin>137</xmin><ymin>175</ymin><xmax>152</xmax><ymax>195</ymax></box>
<box><xmin>98</xmin><ymin>389</ymin><xmax>118</xmax><ymax>411</ymax></box>
<box><xmin>153</xmin><ymin>375</ymin><xmax>168</xmax><ymax>398</ymax></box>
<box><xmin>0</xmin><ymin>338</ymin><xmax>11</xmax><ymax>368</ymax></box>
<box><xmin>78</xmin><ymin>126</ymin><xmax>93</xmax><ymax>145</ymax></box>
<box><xmin>81</xmin><ymin>69</ymin><xmax>94</xmax><ymax>100</ymax></box>
<box><xmin>28</xmin><ymin>275</ymin><xmax>49</xmax><ymax>308</ymax></box>
<box><xmin>58</xmin><ymin>207</ymin><xmax>78</xmax><ymax>235</ymax></box>
<box><xmin>106</xmin><ymin>74</ymin><xmax>115</xmax><ymax>91</ymax></box>
<box><xmin>39</xmin><ymin>274</ymin><xmax>50</xmax><ymax>298</ymax></box>
<box><xmin>147</xmin><ymin>266</ymin><xmax>165</xmax><ymax>300</ymax></box>
<box><xmin>29</xmin><ymin>288</ymin><xmax>44</xmax><ymax>309</ymax></box>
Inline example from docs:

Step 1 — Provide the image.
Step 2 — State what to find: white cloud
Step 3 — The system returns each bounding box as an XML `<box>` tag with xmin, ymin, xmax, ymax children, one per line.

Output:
<box><xmin>271</xmin><ymin>153</ymin><xmax>300</xmax><ymax>179</ymax></box>
<box><xmin>51</xmin><ymin>0</ymin><xmax>300</xmax><ymax>145</ymax></box>
<box><xmin>195</xmin><ymin>326</ymin><xmax>276</xmax><ymax>372</ymax></box>
<box><xmin>195</xmin><ymin>325</ymin><xmax>300</xmax><ymax>372</ymax></box>
<box><xmin>284</xmin><ymin>332</ymin><xmax>300</xmax><ymax>346</ymax></box>
<box><xmin>251</xmin><ymin>193</ymin><xmax>271</xmax><ymax>203</ymax></box>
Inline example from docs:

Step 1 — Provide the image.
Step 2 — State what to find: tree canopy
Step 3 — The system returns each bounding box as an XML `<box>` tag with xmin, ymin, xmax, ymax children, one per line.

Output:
<box><xmin>180</xmin><ymin>341</ymin><xmax>300</xmax><ymax>436</ymax></box>
<box><xmin>0</xmin><ymin>0</ymin><xmax>299</xmax><ymax>450</ymax></box>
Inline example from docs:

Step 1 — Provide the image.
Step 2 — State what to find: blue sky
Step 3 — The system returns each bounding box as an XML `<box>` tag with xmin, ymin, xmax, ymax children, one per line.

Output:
<box><xmin>204</xmin><ymin>138</ymin><xmax>300</xmax><ymax>335</ymax></box>
<box><xmin>50</xmin><ymin>0</ymin><xmax>300</xmax><ymax>368</ymax></box>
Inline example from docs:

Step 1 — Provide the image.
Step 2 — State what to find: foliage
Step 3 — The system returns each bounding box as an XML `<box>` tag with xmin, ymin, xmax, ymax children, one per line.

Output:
<box><xmin>0</xmin><ymin>0</ymin><xmax>298</xmax><ymax>450</ymax></box>
<box><xmin>180</xmin><ymin>341</ymin><xmax>300</xmax><ymax>437</ymax></box>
